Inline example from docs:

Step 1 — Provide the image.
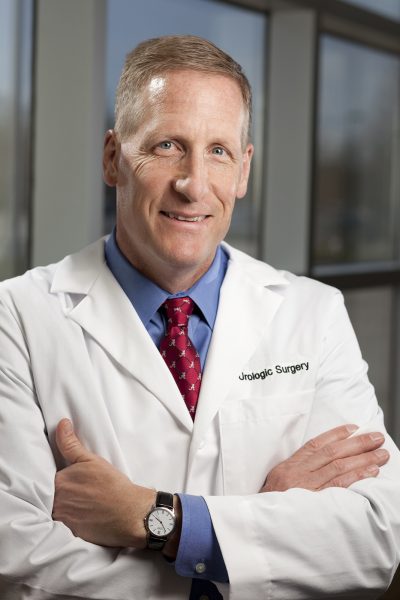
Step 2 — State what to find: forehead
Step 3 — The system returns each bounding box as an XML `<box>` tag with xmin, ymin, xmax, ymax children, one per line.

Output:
<box><xmin>136</xmin><ymin>70</ymin><xmax>247</xmax><ymax>141</ymax></box>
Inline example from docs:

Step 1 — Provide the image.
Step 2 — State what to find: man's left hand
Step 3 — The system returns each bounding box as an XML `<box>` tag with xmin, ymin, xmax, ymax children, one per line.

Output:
<box><xmin>52</xmin><ymin>418</ymin><xmax>155</xmax><ymax>548</ymax></box>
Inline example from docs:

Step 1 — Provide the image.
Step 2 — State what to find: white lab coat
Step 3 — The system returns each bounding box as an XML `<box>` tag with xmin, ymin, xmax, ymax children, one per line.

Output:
<box><xmin>0</xmin><ymin>238</ymin><xmax>399</xmax><ymax>600</ymax></box>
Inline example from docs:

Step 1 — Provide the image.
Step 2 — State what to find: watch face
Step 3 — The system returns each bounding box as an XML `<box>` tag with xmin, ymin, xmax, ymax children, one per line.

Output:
<box><xmin>147</xmin><ymin>507</ymin><xmax>175</xmax><ymax>538</ymax></box>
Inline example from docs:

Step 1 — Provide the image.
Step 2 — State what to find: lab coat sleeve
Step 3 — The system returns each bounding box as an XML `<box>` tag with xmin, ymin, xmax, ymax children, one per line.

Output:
<box><xmin>0</xmin><ymin>296</ymin><xmax>168</xmax><ymax>600</ymax></box>
<box><xmin>205</xmin><ymin>290</ymin><xmax>400</xmax><ymax>600</ymax></box>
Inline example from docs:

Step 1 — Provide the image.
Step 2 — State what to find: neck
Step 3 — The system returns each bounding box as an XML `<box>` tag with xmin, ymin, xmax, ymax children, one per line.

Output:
<box><xmin>116</xmin><ymin>238</ymin><xmax>213</xmax><ymax>294</ymax></box>
<box><xmin>135</xmin><ymin>261</ymin><xmax>211</xmax><ymax>294</ymax></box>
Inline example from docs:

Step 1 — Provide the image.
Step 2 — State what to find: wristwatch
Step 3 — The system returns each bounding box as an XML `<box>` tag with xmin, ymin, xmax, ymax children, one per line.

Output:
<box><xmin>144</xmin><ymin>491</ymin><xmax>176</xmax><ymax>550</ymax></box>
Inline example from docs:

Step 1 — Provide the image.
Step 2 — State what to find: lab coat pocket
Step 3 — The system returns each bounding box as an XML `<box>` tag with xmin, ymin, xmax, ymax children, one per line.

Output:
<box><xmin>220</xmin><ymin>390</ymin><xmax>315</xmax><ymax>494</ymax></box>
<box><xmin>223</xmin><ymin>388</ymin><xmax>315</xmax><ymax>423</ymax></box>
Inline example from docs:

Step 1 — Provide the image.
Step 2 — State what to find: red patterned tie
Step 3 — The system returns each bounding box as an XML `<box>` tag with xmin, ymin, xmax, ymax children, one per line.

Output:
<box><xmin>160</xmin><ymin>297</ymin><xmax>202</xmax><ymax>419</ymax></box>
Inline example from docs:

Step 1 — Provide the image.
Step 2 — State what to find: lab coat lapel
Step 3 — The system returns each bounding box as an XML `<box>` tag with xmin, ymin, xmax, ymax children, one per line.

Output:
<box><xmin>189</xmin><ymin>246</ymin><xmax>288</xmax><ymax>464</ymax></box>
<box><xmin>51</xmin><ymin>239</ymin><xmax>193</xmax><ymax>432</ymax></box>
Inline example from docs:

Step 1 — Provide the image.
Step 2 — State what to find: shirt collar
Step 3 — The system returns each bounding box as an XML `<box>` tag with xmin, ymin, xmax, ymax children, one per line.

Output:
<box><xmin>105</xmin><ymin>228</ymin><xmax>227</xmax><ymax>329</ymax></box>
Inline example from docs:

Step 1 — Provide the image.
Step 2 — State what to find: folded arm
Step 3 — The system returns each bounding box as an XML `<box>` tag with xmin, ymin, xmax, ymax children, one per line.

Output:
<box><xmin>0</xmin><ymin>297</ymin><xmax>186</xmax><ymax>600</ymax></box>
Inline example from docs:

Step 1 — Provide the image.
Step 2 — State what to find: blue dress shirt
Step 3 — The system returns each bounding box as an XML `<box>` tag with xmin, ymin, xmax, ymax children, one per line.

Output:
<box><xmin>105</xmin><ymin>230</ymin><xmax>229</xmax><ymax>599</ymax></box>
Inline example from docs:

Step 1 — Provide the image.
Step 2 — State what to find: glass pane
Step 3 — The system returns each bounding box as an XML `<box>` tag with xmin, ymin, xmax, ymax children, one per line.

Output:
<box><xmin>344</xmin><ymin>286</ymin><xmax>393</xmax><ymax>429</ymax></box>
<box><xmin>312</xmin><ymin>36</ymin><xmax>400</xmax><ymax>269</ymax></box>
<box><xmin>344</xmin><ymin>0</ymin><xmax>400</xmax><ymax>21</ymax></box>
<box><xmin>105</xmin><ymin>0</ymin><xmax>267</xmax><ymax>257</ymax></box>
<box><xmin>0</xmin><ymin>0</ymin><xmax>32</xmax><ymax>278</ymax></box>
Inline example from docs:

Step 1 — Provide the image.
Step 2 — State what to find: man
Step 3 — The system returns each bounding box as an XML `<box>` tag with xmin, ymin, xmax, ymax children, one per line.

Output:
<box><xmin>0</xmin><ymin>35</ymin><xmax>399</xmax><ymax>600</ymax></box>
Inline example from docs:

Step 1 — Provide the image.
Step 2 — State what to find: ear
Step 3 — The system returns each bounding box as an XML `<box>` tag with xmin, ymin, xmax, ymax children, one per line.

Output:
<box><xmin>103</xmin><ymin>129</ymin><xmax>120</xmax><ymax>187</ymax></box>
<box><xmin>237</xmin><ymin>143</ymin><xmax>254</xmax><ymax>199</ymax></box>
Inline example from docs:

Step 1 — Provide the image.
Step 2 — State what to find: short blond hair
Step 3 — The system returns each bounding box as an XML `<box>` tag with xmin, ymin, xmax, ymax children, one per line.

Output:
<box><xmin>115</xmin><ymin>35</ymin><xmax>252</xmax><ymax>145</ymax></box>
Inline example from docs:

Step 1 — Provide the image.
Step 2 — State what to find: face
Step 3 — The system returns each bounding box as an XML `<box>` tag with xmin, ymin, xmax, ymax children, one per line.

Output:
<box><xmin>103</xmin><ymin>69</ymin><xmax>253</xmax><ymax>292</ymax></box>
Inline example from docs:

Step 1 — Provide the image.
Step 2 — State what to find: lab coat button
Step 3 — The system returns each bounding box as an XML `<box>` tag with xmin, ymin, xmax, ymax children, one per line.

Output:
<box><xmin>198</xmin><ymin>440</ymin><xmax>205</xmax><ymax>450</ymax></box>
<box><xmin>195</xmin><ymin>562</ymin><xmax>206</xmax><ymax>574</ymax></box>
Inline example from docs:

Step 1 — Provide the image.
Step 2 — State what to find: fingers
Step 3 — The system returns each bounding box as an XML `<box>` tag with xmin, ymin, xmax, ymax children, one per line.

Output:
<box><xmin>55</xmin><ymin>419</ymin><xmax>92</xmax><ymax>464</ymax></box>
<box><xmin>319</xmin><ymin>448</ymin><xmax>390</xmax><ymax>490</ymax></box>
<box><xmin>301</xmin><ymin>424</ymin><xmax>359</xmax><ymax>456</ymax></box>
<box><xmin>299</xmin><ymin>425</ymin><xmax>386</xmax><ymax>471</ymax></box>
<box><xmin>298</xmin><ymin>425</ymin><xmax>389</xmax><ymax>490</ymax></box>
<box><xmin>329</xmin><ymin>432</ymin><xmax>385</xmax><ymax>462</ymax></box>
<box><xmin>262</xmin><ymin>424</ymin><xmax>391</xmax><ymax>493</ymax></box>
<box><xmin>318</xmin><ymin>449</ymin><xmax>389</xmax><ymax>489</ymax></box>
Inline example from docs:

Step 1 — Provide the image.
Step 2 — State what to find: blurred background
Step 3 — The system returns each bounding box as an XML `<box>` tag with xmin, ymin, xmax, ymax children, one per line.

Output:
<box><xmin>1</xmin><ymin>0</ymin><xmax>399</xmax><ymax>440</ymax></box>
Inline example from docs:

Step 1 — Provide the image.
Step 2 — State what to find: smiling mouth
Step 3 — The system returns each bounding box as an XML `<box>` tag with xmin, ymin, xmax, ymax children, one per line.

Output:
<box><xmin>162</xmin><ymin>211</ymin><xmax>208</xmax><ymax>222</ymax></box>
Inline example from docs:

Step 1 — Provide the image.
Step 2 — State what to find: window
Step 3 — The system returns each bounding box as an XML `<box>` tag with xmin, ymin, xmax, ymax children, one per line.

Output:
<box><xmin>344</xmin><ymin>0</ymin><xmax>400</xmax><ymax>22</ymax></box>
<box><xmin>0</xmin><ymin>0</ymin><xmax>33</xmax><ymax>278</ymax></box>
<box><xmin>313</xmin><ymin>35</ymin><xmax>400</xmax><ymax>270</ymax></box>
<box><xmin>312</xmin><ymin>30</ymin><xmax>400</xmax><ymax>430</ymax></box>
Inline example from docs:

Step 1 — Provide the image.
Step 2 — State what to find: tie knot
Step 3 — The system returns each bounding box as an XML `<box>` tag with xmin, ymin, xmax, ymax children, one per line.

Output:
<box><xmin>163</xmin><ymin>296</ymin><xmax>194</xmax><ymax>327</ymax></box>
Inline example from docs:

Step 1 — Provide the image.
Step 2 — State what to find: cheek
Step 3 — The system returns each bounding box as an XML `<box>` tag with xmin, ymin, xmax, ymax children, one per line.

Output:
<box><xmin>118</xmin><ymin>150</ymin><xmax>156</xmax><ymax>188</ymax></box>
<box><xmin>216</xmin><ymin>183</ymin><xmax>240</xmax><ymax>214</ymax></box>
<box><xmin>118</xmin><ymin>152</ymin><xmax>138</xmax><ymax>184</ymax></box>
<box><xmin>131</xmin><ymin>158</ymin><xmax>172</xmax><ymax>196</ymax></box>
<box><xmin>117</xmin><ymin>175</ymin><xmax>165</xmax><ymax>224</ymax></box>
<box><xmin>210</xmin><ymin>164</ymin><xmax>243</xmax><ymax>200</ymax></box>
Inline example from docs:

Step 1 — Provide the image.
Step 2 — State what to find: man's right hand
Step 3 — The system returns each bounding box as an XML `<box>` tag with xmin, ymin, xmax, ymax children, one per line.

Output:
<box><xmin>260</xmin><ymin>424</ymin><xmax>389</xmax><ymax>493</ymax></box>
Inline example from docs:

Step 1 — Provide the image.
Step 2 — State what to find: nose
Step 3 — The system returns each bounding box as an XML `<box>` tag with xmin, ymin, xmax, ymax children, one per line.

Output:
<box><xmin>172</xmin><ymin>153</ymin><xmax>209</xmax><ymax>202</ymax></box>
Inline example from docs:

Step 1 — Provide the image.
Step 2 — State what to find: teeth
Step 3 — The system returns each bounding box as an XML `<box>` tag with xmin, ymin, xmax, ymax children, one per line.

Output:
<box><xmin>176</xmin><ymin>215</ymin><xmax>204</xmax><ymax>222</ymax></box>
<box><xmin>166</xmin><ymin>212</ymin><xmax>205</xmax><ymax>222</ymax></box>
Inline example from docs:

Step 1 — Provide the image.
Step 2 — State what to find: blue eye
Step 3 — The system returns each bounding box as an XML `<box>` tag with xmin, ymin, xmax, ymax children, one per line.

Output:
<box><xmin>212</xmin><ymin>146</ymin><xmax>225</xmax><ymax>156</ymax></box>
<box><xmin>159</xmin><ymin>141</ymin><xmax>172</xmax><ymax>150</ymax></box>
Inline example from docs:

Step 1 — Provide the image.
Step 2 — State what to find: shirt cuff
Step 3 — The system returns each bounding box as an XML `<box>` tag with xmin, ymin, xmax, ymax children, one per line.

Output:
<box><xmin>175</xmin><ymin>493</ymin><xmax>229</xmax><ymax>583</ymax></box>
